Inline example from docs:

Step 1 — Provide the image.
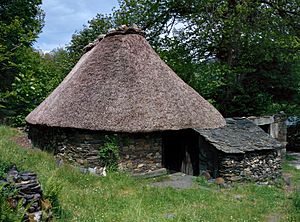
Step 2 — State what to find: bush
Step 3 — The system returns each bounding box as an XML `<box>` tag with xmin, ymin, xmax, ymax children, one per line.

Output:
<box><xmin>44</xmin><ymin>176</ymin><xmax>63</xmax><ymax>217</ymax></box>
<box><xmin>0</xmin><ymin>48</ymin><xmax>66</xmax><ymax>126</ymax></box>
<box><xmin>0</xmin><ymin>161</ymin><xmax>14</xmax><ymax>178</ymax></box>
<box><xmin>0</xmin><ymin>184</ymin><xmax>24</xmax><ymax>222</ymax></box>
<box><xmin>99</xmin><ymin>135</ymin><xmax>120</xmax><ymax>170</ymax></box>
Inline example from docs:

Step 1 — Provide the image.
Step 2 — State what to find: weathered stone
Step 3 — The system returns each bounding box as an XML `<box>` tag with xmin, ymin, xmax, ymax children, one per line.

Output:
<box><xmin>218</xmin><ymin>150</ymin><xmax>282</xmax><ymax>182</ymax></box>
<box><xmin>215</xmin><ymin>177</ymin><xmax>225</xmax><ymax>185</ymax></box>
<box><xmin>137</xmin><ymin>164</ymin><xmax>144</xmax><ymax>168</ymax></box>
<box><xmin>28</xmin><ymin>125</ymin><xmax>162</xmax><ymax>173</ymax></box>
<box><xmin>1</xmin><ymin>169</ymin><xmax>52</xmax><ymax>222</ymax></box>
<box><xmin>132</xmin><ymin>168</ymin><xmax>168</xmax><ymax>178</ymax></box>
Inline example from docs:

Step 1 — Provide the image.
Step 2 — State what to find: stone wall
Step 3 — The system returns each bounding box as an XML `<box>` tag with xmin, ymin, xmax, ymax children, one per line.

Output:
<box><xmin>0</xmin><ymin>167</ymin><xmax>52</xmax><ymax>221</ymax></box>
<box><xmin>273</xmin><ymin>113</ymin><xmax>287</xmax><ymax>148</ymax></box>
<box><xmin>218</xmin><ymin>150</ymin><xmax>282</xmax><ymax>182</ymax></box>
<box><xmin>248</xmin><ymin>114</ymin><xmax>287</xmax><ymax>151</ymax></box>
<box><xmin>118</xmin><ymin>133</ymin><xmax>162</xmax><ymax>173</ymax></box>
<box><xmin>27</xmin><ymin>125</ymin><xmax>162</xmax><ymax>173</ymax></box>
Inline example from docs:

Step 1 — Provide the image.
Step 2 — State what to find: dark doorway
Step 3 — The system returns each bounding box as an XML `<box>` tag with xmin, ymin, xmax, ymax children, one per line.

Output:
<box><xmin>162</xmin><ymin>129</ymin><xmax>199</xmax><ymax>175</ymax></box>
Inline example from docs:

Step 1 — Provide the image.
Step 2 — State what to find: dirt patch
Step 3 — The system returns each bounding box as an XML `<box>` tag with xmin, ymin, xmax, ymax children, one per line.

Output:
<box><xmin>10</xmin><ymin>129</ymin><xmax>32</xmax><ymax>149</ymax></box>
<box><xmin>150</xmin><ymin>172</ymin><xmax>197</xmax><ymax>189</ymax></box>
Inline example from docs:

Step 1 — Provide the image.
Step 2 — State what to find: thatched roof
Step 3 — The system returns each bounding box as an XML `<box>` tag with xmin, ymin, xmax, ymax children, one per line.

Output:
<box><xmin>26</xmin><ymin>26</ymin><xmax>225</xmax><ymax>132</ymax></box>
<box><xmin>194</xmin><ymin>118</ymin><xmax>283</xmax><ymax>154</ymax></box>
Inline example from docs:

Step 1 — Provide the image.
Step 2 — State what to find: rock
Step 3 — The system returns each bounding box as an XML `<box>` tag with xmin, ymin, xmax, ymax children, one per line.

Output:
<box><xmin>132</xmin><ymin>168</ymin><xmax>167</xmax><ymax>178</ymax></box>
<box><xmin>132</xmin><ymin>23</ymin><xmax>139</xmax><ymax>30</ymax></box>
<box><xmin>88</xmin><ymin>167</ymin><xmax>96</xmax><ymax>174</ymax></box>
<box><xmin>201</xmin><ymin>171</ymin><xmax>211</xmax><ymax>180</ymax></box>
<box><xmin>2</xmin><ymin>168</ymin><xmax>52</xmax><ymax>221</ymax></box>
<box><xmin>97</xmin><ymin>34</ymin><xmax>106</xmax><ymax>40</ymax></box>
<box><xmin>7</xmin><ymin>169</ymin><xmax>19</xmax><ymax>182</ymax></box>
<box><xmin>234</xmin><ymin>194</ymin><xmax>243</xmax><ymax>201</ymax></box>
<box><xmin>76</xmin><ymin>158</ymin><xmax>85</xmax><ymax>165</ymax></box>
<box><xmin>215</xmin><ymin>177</ymin><xmax>225</xmax><ymax>185</ymax></box>
<box><xmin>165</xmin><ymin>213</ymin><xmax>176</xmax><ymax>219</ymax></box>
<box><xmin>79</xmin><ymin>167</ymin><xmax>89</xmax><ymax>174</ymax></box>
<box><xmin>86</xmin><ymin>156</ymin><xmax>99</xmax><ymax>161</ymax></box>
<box><xmin>137</xmin><ymin>164</ymin><xmax>144</xmax><ymax>168</ymax></box>
<box><xmin>146</xmin><ymin>153</ymin><xmax>153</xmax><ymax>158</ymax></box>
<box><xmin>96</xmin><ymin>166</ymin><xmax>107</xmax><ymax>176</ymax></box>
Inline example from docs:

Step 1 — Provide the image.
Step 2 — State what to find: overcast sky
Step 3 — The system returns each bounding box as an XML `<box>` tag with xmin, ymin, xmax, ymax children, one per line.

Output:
<box><xmin>34</xmin><ymin>0</ymin><xmax>118</xmax><ymax>52</ymax></box>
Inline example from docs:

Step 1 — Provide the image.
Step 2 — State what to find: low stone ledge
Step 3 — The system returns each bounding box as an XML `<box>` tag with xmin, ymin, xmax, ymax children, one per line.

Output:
<box><xmin>132</xmin><ymin>168</ymin><xmax>167</xmax><ymax>179</ymax></box>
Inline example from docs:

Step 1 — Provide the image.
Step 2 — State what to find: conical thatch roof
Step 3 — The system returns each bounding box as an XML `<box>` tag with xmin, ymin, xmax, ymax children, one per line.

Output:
<box><xmin>26</xmin><ymin>26</ymin><xmax>225</xmax><ymax>132</ymax></box>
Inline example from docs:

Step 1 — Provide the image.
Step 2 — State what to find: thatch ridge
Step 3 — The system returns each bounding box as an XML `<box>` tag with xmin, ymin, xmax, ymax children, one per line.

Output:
<box><xmin>26</xmin><ymin>32</ymin><xmax>225</xmax><ymax>132</ymax></box>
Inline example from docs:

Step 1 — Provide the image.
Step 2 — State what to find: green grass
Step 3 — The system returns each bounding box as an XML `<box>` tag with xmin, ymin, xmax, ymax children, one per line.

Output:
<box><xmin>0</xmin><ymin>125</ymin><xmax>300</xmax><ymax>221</ymax></box>
<box><xmin>286</xmin><ymin>154</ymin><xmax>298</xmax><ymax>161</ymax></box>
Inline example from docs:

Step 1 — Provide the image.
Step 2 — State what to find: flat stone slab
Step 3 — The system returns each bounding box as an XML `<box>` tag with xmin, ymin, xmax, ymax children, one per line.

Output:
<box><xmin>132</xmin><ymin>168</ymin><xmax>167</xmax><ymax>179</ymax></box>
<box><xmin>287</xmin><ymin>152</ymin><xmax>300</xmax><ymax>170</ymax></box>
<box><xmin>150</xmin><ymin>172</ymin><xmax>196</xmax><ymax>189</ymax></box>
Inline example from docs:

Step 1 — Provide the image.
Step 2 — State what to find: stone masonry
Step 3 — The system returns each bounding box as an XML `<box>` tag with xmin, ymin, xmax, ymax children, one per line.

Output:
<box><xmin>27</xmin><ymin>125</ymin><xmax>162</xmax><ymax>173</ymax></box>
<box><xmin>218</xmin><ymin>150</ymin><xmax>282</xmax><ymax>182</ymax></box>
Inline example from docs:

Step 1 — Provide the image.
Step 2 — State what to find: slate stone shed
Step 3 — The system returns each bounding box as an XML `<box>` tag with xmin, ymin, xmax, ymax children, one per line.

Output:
<box><xmin>25</xmin><ymin>26</ymin><xmax>226</xmax><ymax>173</ymax></box>
<box><xmin>194</xmin><ymin>118</ymin><xmax>283</xmax><ymax>182</ymax></box>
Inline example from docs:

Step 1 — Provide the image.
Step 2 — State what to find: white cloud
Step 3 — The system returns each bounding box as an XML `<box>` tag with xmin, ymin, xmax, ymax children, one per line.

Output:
<box><xmin>34</xmin><ymin>0</ymin><xmax>118</xmax><ymax>52</ymax></box>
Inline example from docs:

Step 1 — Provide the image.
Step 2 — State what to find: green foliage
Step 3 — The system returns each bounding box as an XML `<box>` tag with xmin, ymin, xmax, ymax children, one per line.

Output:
<box><xmin>99</xmin><ymin>135</ymin><xmax>120</xmax><ymax>170</ymax></box>
<box><xmin>0</xmin><ymin>0</ymin><xmax>44</xmax><ymax>92</ymax></box>
<box><xmin>67</xmin><ymin>14</ymin><xmax>114</xmax><ymax>63</ymax></box>
<box><xmin>0</xmin><ymin>0</ymin><xmax>48</xmax><ymax>125</ymax></box>
<box><xmin>2</xmin><ymin>0</ymin><xmax>300</xmax><ymax>124</ymax></box>
<box><xmin>0</xmin><ymin>161</ymin><xmax>13</xmax><ymax>178</ymax></box>
<box><xmin>196</xmin><ymin>176</ymin><xmax>209</xmax><ymax>187</ymax></box>
<box><xmin>44</xmin><ymin>175</ymin><xmax>63</xmax><ymax>217</ymax></box>
<box><xmin>64</xmin><ymin>0</ymin><xmax>300</xmax><ymax>117</ymax></box>
<box><xmin>0</xmin><ymin>185</ymin><xmax>23</xmax><ymax>222</ymax></box>
<box><xmin>0</xmin><ymin>48</ymin><xmax>66</xmax><ymax>125</ymax></box>
<box><xmin>293</xmin><ymin>189</ymin><xmax>300</xmax><ymax>212</ymax></box>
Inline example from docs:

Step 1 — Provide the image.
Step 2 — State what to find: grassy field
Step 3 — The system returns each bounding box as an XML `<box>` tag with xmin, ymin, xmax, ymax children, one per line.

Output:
<box><xmin>0</xmin><ymin>125</ymin><xmax>299</xmax><ymax>222</ymax></box>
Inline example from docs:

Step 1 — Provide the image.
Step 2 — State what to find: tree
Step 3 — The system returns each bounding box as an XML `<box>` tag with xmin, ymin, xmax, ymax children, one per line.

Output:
<box><xmin>114</xmin><ymin>0</ymin><xmax>300</xmax><ymax>116</ymax></box>
<box><xmin>0</xmin><ymin>48</ymin><xmax>66</xmax><ymax>125</ymax></box>
<box><xmin>0</xmin><ymin>0</ymin><xmax>44</xmax><ymax>92</ymax></box>
<box><xmin>57</xmin><ymin>0</ymin><xmax>300</xmax><ymax>116</ymax></box>
<box><xmin>67</xmin><ymin>14</ymin><xmax>114</xmax><ymax>64</ymax></box>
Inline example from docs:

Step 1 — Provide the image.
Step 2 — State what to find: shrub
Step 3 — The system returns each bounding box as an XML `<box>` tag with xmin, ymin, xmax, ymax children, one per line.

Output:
<box><xmin>0</xmin><ymin>184</ymin><xmax>24</xmax><ymax>222</ymax></box>
<box><xmin>0</xmin><ymin>161</ymin><xmax>14</xmax><ymax>179</ymax></box>
<box><xmin>99</xmin><ymin>135</ymin><xmax>120</xmax><ymax>170</ymax></box>
<box><xmin>44</xmin><ymin>176</ymin><xmax>63</xmax><ymax>217</ymax></box>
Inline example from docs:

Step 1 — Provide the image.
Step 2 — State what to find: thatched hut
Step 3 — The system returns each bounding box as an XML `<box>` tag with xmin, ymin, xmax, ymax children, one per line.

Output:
<box><xmin>26</xmin><ymin>26</ymin><xmax>226</xmax><ymax>174</ymax></box>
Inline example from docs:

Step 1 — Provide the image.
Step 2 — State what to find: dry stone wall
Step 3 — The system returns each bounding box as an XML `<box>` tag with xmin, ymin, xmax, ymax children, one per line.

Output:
<box><xmin>118</xmin><ymin>133</ymin><xmax>162</xmax><ymax>173</ymax></box>
<box><xmin>0</xmin><ymin>167</ymin><xmax>52</xmax><ymax>222</ymax></box>
<box><xmin>27</xmin><ymin>125</ymin><xmax>162</xmax><ymax>173</ymax></box>
<box><xmin>218</xmin><ymin>150</ymin><xmax>282</xmax><ymax>182</ymax></box>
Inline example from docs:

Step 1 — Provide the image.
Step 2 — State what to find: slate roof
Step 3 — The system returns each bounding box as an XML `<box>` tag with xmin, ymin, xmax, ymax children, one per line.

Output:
<box><xmin>194</xmin><ymin>118</ymin><xmax>283</xmax><ymax>154</ymax></box>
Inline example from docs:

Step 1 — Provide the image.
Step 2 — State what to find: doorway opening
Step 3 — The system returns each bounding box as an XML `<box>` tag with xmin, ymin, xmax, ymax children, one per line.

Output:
<box><xmin>162</xmin><ymin>129</ymin><xmax>199</xmax><ymax>176</ymax></box>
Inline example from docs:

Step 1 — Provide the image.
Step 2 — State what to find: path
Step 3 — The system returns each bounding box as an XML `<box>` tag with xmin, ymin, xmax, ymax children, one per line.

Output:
<box><xmin>150</xmin><ymin>172</ymin><xmax>197</xmax><ymax>189</ymax></box>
